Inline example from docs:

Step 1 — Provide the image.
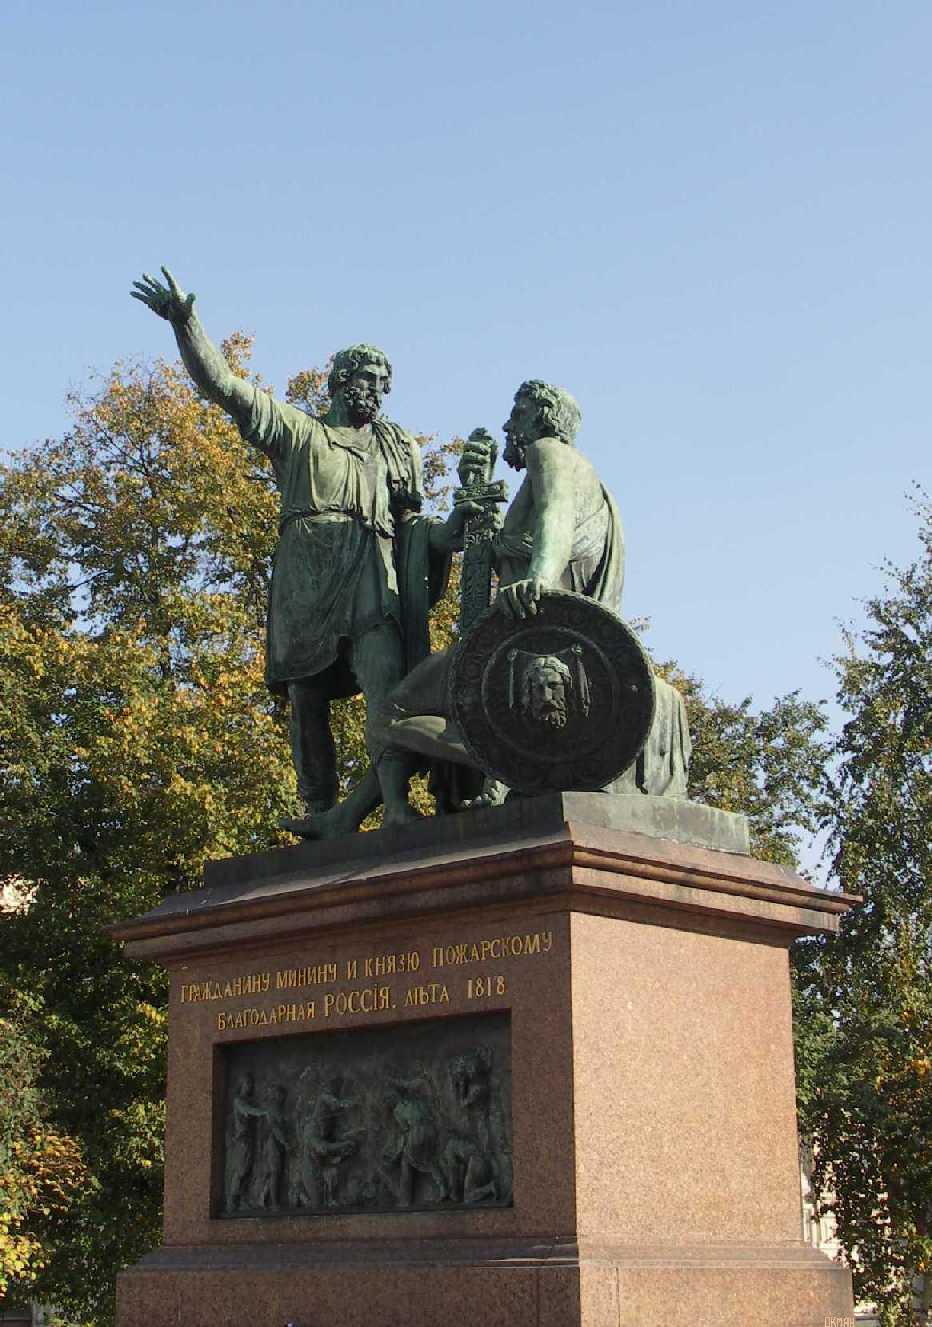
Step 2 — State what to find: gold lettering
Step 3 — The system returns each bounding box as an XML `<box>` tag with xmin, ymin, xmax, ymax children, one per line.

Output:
<box><xmin>365</xmin><ymin>950</ymin><xmax>419</xmax><ymax>978</ymax></box>
<box><xmin>323</xmin><ymin>984</ymin><xmax>391</xmax><ymax>1019</ymax></box>
<box><xmin>179</xmin><ymin>970</ymin><xmax>273</xmax><ymax>1002</ymax></box>
<box><xmin>346</xmin><ymin>958</ymin><xmax>358</xmax><ymax>979</ymax></box>
<box><xmin>467</xmin><ymin>974</ymin><xmax>506</xmax><ymax>1000</ymax></box>
<box><xmin>404</xmin><ymin>982</ymin><xmax>450</xmax><ymax>1008</ymax></box>
<box><xmin>275</xmin><ymin>962</ymin><xmax>337</xmax><ymax>990</ymax></box>
<box><xmin>209</xmin><ymin>999</ymin><xmax>323</xmax><ymax>1031</ymax></box>
<box><xmin>431</xmin><ymin>931</ymin><xmax>552</xmax><ymax>968</ymax></box>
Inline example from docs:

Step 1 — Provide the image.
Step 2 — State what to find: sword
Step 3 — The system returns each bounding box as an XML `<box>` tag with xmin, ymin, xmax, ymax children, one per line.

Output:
<box><xmin>456</xmin><ymin>428</ymin><xmax>508</xmax><ymax>635</ymax></box>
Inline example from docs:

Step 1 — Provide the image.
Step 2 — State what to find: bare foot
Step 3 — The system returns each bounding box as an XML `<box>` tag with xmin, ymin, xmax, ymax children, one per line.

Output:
<box><xmin>281</xmin><ymin>768</ymin><xmax>383</xmax><ymax>840</ymax></box>
<box><xmin>382</xmin><ymin>802</ymin><xmax>424</xmax><ymax>828</ymax></box>
<box><xmin>280</xmin><ymin>803</ymin><xmax>360</xmax><ymax>840</ymax></box>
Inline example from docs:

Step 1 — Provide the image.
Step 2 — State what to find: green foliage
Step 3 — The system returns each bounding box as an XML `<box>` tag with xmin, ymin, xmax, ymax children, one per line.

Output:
<box><xmin>656</xmin><ymin>663</ymin><xmax>830</xmax><ymax>866</ymax></box>
<box><xmin>796</xmin><ymin>490</ymin><xmax>932</xmax><ymax>1325</ymax></box>
<box><xmin>0</xmin><ymin>980</ymin><xmax>86</xmax><ymax>1300</ymax></box>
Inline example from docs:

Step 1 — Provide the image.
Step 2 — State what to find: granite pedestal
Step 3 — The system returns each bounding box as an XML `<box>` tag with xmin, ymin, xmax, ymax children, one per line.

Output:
<box><xmin>112</xmin><ymin>793</ymin><xmax>856</xmax><ymax>1327</ymax></box>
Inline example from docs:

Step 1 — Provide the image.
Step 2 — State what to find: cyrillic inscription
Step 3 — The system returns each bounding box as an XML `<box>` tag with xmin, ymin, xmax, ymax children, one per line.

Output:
<box><xmin>178</xmin><ymin>927</ymin><xmax>555</xmax><ymax>1034</ymax></box>
<box><xmin>431</xmin><ymin>930</ymin><xmax>553</xmax><ymax>968</ymax></box>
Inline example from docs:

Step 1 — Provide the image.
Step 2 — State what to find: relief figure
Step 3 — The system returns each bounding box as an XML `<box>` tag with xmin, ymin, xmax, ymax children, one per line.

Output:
<box><xmin>444</xmin><ymin>1047</ymin><xmax>512</xmax><ymax>1205</ymax></box>
<box><xmin>510</xmin><ymin>646</ymin><xmax>591</xmax><ymax>729</ymax></box>
<box><xmin>224</xmin><ymin>1073</ymin><xmax>269</xmax><ymax>1212</ymax></box>
<box><xmin>382</xmin><ymin>1071</ymin><xmax>449</xmax><ymax>1208</ymax></box>
<box><xmin>256</xmin><ymin>1083</ymin><xmax>290</xmax><ymax>1211</ymax></box>
<box><xmin>298</xmin><ymin>1075</ymin><xmax>360</xmax><ymax>1209</ymax></box>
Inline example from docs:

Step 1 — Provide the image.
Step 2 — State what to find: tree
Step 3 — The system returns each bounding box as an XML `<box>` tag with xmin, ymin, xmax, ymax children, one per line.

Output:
<box><xmin>0</xmin><ymin>978</ymin><xmax>86</xmax><ymax>1302</ymax></box>
<box><xmin>657</xmin><ymin>662</ymin><xmax>829</xmax><ymax>867</ymax></box>
<box><xmin>796</xmin><ymin>490</ymin><xmax>932</xmax><ymax>1326</ymax></box>
<box><xmin>0</xmin><ymin>342</ymin><xmax>830</xmax><ymax>1322</ymax></box>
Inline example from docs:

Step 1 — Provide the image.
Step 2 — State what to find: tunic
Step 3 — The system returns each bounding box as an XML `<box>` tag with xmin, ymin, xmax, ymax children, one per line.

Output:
<box><xmin>232</xmin><ymin>387</ymin><xmax>447</xmax><ymax>698</ymax></box>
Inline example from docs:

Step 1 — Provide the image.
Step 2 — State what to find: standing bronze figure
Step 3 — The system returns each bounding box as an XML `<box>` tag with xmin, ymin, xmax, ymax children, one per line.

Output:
<box><xmin>132</xmin><ymin>268</ymin><xmax>469</xmax><ymax>834</ymax></box>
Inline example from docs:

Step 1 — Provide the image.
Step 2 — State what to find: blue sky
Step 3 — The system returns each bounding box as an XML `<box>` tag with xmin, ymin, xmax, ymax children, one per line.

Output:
<box><xmin>2</xmin><ymin>0</ymin><xmax>929</xmax><ymax>720</ymax></box>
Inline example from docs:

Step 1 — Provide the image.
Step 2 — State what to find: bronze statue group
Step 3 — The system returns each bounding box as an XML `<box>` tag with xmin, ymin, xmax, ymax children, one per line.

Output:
<box><xmin>133</xmin><ymin>266</ymin><xmax>691</xmax><ymax>840</ymax></box>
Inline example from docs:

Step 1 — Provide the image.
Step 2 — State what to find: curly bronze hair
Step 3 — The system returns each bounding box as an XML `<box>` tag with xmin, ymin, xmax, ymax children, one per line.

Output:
<box><xmin>327</xmin><ymin>344</ymin><xmax>393</xmax><ymax>398</ymax></box>
<box><xmin>515</xmin><ymin>380</ymin><xmax>581</xmax><ymax>444</ymax></box>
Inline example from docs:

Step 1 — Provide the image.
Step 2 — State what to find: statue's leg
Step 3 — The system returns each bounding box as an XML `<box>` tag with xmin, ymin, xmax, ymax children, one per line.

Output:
<box><xmin>281</xmin><ymin>678</ymin><xmax>382</xmax><ymax>839</ymax></box>
<box><xmin>351</xmin><ymin>623</ymin><xmax>422</xmax><ymax>827</ymax></box>
<box><xmin>281</xmin><ymin>616</ymin><xmax>417</xmax><ymax>839</ymax></box>
<box><xmin>287</xmin><ymin>679</ymin><xmax>337</xmax><ymax>813</ymax></box>
<box><xmin>375</xmin><ymin>649</ymin><xmax>476</xmax><ymax>768</ymax></box>
<box><xmin>282</xmin><ymin>766</ymin><xmax>382</xmax><ymax>840</ymax></box>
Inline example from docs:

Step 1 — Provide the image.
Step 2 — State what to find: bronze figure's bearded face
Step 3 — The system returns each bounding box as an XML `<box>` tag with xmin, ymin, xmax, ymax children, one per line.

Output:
<box><xmin>503</xmin><ymin>380</ymin><xmax>582</xmax><ymax>469</ymax></box>
<box><xmin>329</xmin><ymin>344</ymin><xmax>393</xmax><ymax>427</ymax></box>
<box><xmin>502</xmin><ymin>393</ymin><xmax>539</xmax><ymax>469</ymax></box>
<box><xmin>342</xmin><ymin>363</ymin><xmax>390</xmax><ymax>425</ymax></box>
<box><xmin>521</xmin><ymin>655</ymin><xmax>572</xmax><ymax>729</ymax></box>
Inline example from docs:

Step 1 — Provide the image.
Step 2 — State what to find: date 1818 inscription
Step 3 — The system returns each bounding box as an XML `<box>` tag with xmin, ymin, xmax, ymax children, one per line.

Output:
<box><xmin>218</xmin><ymin>1012</ymin><xmax>512</xmax><ymax>1219</ymax></box>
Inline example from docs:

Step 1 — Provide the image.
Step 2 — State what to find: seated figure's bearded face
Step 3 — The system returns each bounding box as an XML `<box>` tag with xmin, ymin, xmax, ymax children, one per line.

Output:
<box><xmin>502</xmin><ymin>394</ymin><xmax>539</xmax><ymax>470</ymax></box>
<box><xmin>522</xmin><ymin>657</ymin><xmax>571</xmax><ymax>729</ymax></box>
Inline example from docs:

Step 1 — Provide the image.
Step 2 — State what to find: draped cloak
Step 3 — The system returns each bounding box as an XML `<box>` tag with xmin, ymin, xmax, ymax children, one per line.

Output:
<box><xmin>494</xmin><ymin>483</ymin><xmax>625</xmax><ymax>608</ymax></box>
<box><xmin>233</xmin><ymin>388</ymin><xmax>448</xmax><ymax>699</ymax></box>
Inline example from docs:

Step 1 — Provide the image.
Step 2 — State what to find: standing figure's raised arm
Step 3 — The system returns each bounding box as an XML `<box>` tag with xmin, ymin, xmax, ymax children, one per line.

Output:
<box><xmin>131</xmin><ymin>266</ymin><xmax>256</xmax><ymax>423</ymax></box>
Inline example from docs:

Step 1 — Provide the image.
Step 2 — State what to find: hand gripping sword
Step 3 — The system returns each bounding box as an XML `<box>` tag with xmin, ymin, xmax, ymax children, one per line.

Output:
<box><xmin>456</xmin><ymin>428</ymin><xmax>508</xmax><ymax>635</ymax></box>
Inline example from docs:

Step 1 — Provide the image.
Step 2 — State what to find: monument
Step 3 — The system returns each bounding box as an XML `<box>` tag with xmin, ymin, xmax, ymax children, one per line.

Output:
<box><xmin>113</xmin><ymin>272</ymin><xmax>857</xmax><ymax>1326</ymax></box>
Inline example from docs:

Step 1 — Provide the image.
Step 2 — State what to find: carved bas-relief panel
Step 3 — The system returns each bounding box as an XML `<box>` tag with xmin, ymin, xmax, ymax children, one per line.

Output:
<box><xmin>217</xmin><ymin>1012</ymin><xmax>512</xmax><ymax>1218</ymax></box>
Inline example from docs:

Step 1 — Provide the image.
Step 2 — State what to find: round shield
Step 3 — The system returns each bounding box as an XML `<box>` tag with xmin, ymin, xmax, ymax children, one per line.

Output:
<box><xmin>448</xmin><ymin>589</ymin><xmax>655</xmax><ymax>794</ymax></box>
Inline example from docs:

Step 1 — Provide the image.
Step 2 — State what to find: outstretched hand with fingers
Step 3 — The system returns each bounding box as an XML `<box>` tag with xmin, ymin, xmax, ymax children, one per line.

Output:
<box><xmin>130</xmin><ymin>266</ymin><xmax>195</xmax><ymax>323</ymax></box>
